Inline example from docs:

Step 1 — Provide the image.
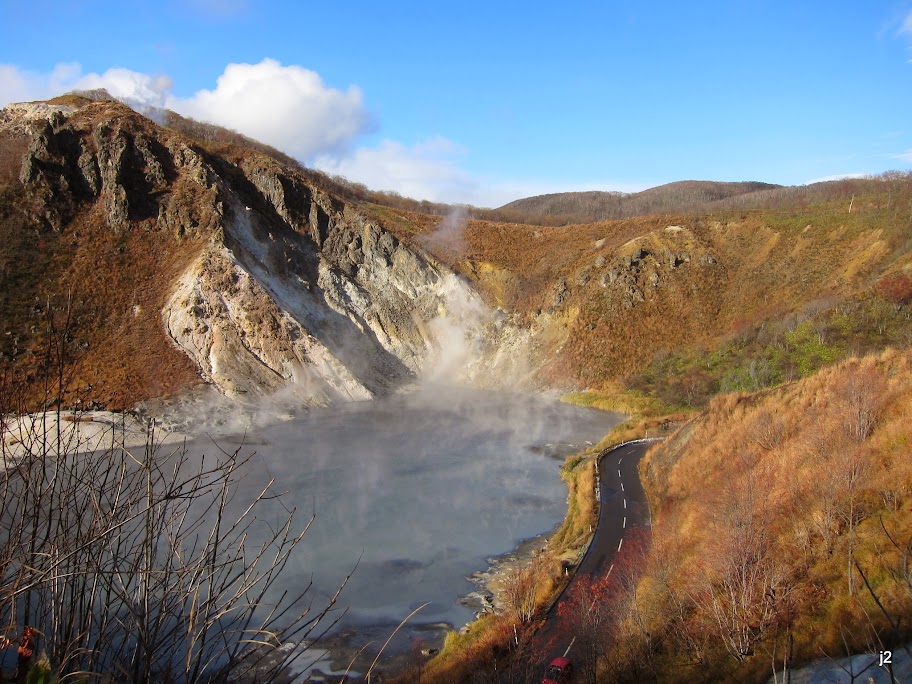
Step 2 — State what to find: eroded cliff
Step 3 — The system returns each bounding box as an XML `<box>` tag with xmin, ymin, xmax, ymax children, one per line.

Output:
<box><xmin>0</xmin><ymin>98</ymin><xmax>534</xmax><ymax>408</ymax></box>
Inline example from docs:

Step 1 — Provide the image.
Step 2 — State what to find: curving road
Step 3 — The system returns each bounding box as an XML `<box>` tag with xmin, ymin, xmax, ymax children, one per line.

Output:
<box><xmin>536</xmin><ymin>441</ymin><xmax>653</xmax><ymax>660</ymax></box>
<box><xmin>575</xmin><ymin>440</ymin><xmax>651</xmax><ymax>581</ymax></box>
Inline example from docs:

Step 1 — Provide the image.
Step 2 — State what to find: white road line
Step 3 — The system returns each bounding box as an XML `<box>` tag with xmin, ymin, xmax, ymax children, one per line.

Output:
<box><xmin>617</xmin><ymin>458</ymin><xmax>622</xmax><ymax>466</ymax></box>
<box><xmin>607</xmin><ymin>564</ymin><xmax>614</xmax><ymax>576</ymax></box>
<box><xmin>617</xmin><ymin>469</ymin><xmax>622</xmax><ymax>477</ymax></box>
<box><xmin>617</xmin><ymin>538</ymin><xmax>623</xmax><ymax>551</ymax></box>
<box><xmin>623</xmin><ymin>499</ymin><xmax>627</xmax><ymax>509</ymax></box>
<box><xmin>623</xmin><ymin>516</ymin><xmax>627</xmax><ymax>528</ymax></box>
<box><xmin>620</xmin><ymin>482</ymin><xmax>625</xmax><ymax>492</ymax></box>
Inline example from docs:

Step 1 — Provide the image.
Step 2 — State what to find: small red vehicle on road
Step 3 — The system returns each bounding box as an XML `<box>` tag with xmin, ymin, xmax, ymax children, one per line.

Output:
<box><xmin>542</xmin><ymin>656</ymin><xmax>574</xmax><ymax>683</ymax></box>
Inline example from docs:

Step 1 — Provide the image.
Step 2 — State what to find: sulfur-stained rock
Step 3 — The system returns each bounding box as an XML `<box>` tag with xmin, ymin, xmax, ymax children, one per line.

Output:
<box><xmin>4</xmin><ymin>96</ymin><xmax>540</xmax><ymax>405</ymax></box>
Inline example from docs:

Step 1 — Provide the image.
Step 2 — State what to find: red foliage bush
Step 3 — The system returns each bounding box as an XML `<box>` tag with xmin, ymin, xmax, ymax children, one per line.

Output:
<box><xmin>878</xmin><ymin>272</ymin><xmax>912</xmax><ymax>309</ymax></box>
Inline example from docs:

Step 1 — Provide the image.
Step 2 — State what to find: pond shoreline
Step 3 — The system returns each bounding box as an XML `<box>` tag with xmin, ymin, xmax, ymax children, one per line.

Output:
<box><xmin>2</xmin><ymin>390</ymin><xmax>620</xmax><ymax>683</ymax></box>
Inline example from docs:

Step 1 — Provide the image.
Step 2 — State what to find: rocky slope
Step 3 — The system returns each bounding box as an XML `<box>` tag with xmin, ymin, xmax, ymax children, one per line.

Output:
<box><xmin>3</xmin><ymin>97</ymin><xmax>911</xmax><ymax>414</ymax></box>
<box><xmin>0</xmin><ymin>98</ymin><xmax>533</xmax><ymax>409</ymax></box>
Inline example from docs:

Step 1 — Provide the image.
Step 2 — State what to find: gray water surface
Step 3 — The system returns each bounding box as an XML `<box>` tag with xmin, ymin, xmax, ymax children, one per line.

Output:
<box><xmin>192</xmin><ymin>386</ymin><xmax>620</xmax><ymax>672</ymax></box>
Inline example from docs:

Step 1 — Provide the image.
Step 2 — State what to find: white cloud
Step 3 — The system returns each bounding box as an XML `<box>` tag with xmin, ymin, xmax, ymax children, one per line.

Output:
<box><xmin>166</xmin><ymin>59</ymin><xmax>372</xmax><ymax>159</ymax></box>
<box><xmin>901</xmin><ymin>11</ymin><xmax>912</xmax><ymax>35</ymax></box>
<box><xmin>76</xmin><ymin>68</ymin><xmax>173</xmax><ymax>109</ymax></box>
<box><xmin>315</xmin><ymin>137</ymin><xmax>483</xmax><ymax>204</ymax></box>
<box><xmin>315</xmin><ymin>139</ymin><xmax>646</xmax><ymax>207</ymax></box>
<box><xmin>0</xmin><ymin>62</ymin><xmax>171</xmax><ymax>110</ymax></box>
<box><xmin>0</xmin><ymin>60</ymin><xmax>640</xmax><ymax>207</ymax></box>
<box><xmin>804</xmin><ymin>173</ymin><xmax>868</xmax><ymax>184</ymax></box>
<box><xmin>891</xmin><ymin>149</ymin><xmax>912</xmax><ymax>163</ymax></box>
<box><xmin>0</xmin><ymin>65</ymin><xmax>42</xmax><ymax>106</ymax></box>
<box><xmin>0</xmin><ymin>62</ymin><xmax>82</xmax><ymax>107</ymax></box>
<box><xmin>1</xmin><ymin>59</ymin><xmax>370</xmax><ymax>160</ymax></box>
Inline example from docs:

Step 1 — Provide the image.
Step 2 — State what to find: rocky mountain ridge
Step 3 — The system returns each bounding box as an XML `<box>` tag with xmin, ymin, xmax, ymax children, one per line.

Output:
<box><xmin>3</xmin><ymin>96</ymin><xmax>910</xmax><ymax>413</ymax></box>
<box><xmin>0</xmin><ymin>98</ymin><xmax>533</xmax><ymax>409</ymax></box>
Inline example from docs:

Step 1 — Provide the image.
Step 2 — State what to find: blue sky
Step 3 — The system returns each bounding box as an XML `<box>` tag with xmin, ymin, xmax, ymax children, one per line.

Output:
<box><xmin>2</xmin><ymin>0</ymin><xmax>911</xmax><ymax>206</ymax></box>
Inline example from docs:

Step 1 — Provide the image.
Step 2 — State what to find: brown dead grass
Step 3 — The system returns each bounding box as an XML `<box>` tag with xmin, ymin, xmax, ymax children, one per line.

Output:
<box><xmin>0</xmin><ymin>101</ymin><xmax>213</xmax><ymax>409</ymax></box>
<box><xmin>629</xmin><ymin>349</ymin><xmax>912</xmax><ymax>681</ymax></box>
<box><xmin>363</xmin><ymin>189</ymin><xmax>907</xmax><ymax>399</ymax></box>
<box><xmin>58</xmin><ymin>207</ymin><xmax>207</xmax><ymax>408</ymax></box>
<box><xmin>1</xmin><ymin>197</ymin><xmax>207</xmax><ymax>409</ymax></box>
<box><xmin>437</xmin><ymin>183</ymin><xmax>912</xmax><ymax>389</ymax></box>
<box><xmin>6</xmin><ymin>99</ymin><xmax>912</xmax><ymax>413</ymax></box>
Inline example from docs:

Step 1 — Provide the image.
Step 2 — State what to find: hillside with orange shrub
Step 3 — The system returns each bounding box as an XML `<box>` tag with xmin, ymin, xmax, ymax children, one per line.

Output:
<box><xmin>4</xmin><ymin>97</ymin><xmax>912</xmax><ymax>683</ymax></box>
<box><xmin>571</xmin><ymin>348</ymin><xmax>912</xmax><ymax>682</ymax></box>
<box><xmin>371</xmin><ymin>174</ymin><xmax>912</xmax><ymax>404</ymax></box>
<box><xmin>4</xmin><ymin>95</ymin><xmax>912</xmax><ymax>413</ymax></box>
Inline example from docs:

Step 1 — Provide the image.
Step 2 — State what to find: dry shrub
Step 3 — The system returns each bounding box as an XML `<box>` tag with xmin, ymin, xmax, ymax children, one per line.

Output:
<box><xmin>878</xmin><ymin>272</ymin><xmax>912</xmax><ymax>309</ymax></box>
<box><xmin>833</xmin><ymin>359</ymin><xmax>888</xmax><ymax>442</ymax></box>
<box><xmin>615</xmin><ymin>349</ymin><xmax>912</xmax><ymax>681</ymax></box>
<box><xmin>0</xmin><ymin>407</ymin><xmax>333</xmax><ymax>682</ymax></box>
<box><xmin>0</xmin><ymin>136</ymin><xmax>28</xmax><ymax>184</ymax></box>
<box><xmin>551</xmin><ymin>457</ymin><xmax>597</xmax><ymax>551</ymax></box>
<box><xmin>504</xmin><ymin>557</ymin><xmax>545</xmax><ymax>624</ymax></box>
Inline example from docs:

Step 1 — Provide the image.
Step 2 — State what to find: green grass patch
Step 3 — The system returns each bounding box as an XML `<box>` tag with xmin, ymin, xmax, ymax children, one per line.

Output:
<box><xmin>783</xmin><ymin>320</ymin><xmax>844</xmax><ymax>377</ymax></box>
<box><xmin>630</xmin><ymin>292</ymin><xmax>912</xmax><ymax>408</ymax></box>
<box><xmin>561</xmin><ymin>386</ymin><xmax>665</xmax><ymax>417</ymax></box>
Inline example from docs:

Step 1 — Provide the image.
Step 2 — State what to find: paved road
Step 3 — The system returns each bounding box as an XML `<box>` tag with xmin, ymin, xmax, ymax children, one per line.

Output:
<box><xmin>575</xmin><ymin>441</ymin><xmax>651</xmax><ymax>582</ymax></box>
<box><xmin>534</xmin><ymin>441</ymin><xmax>652</xmax><ymax>665</ymax></box>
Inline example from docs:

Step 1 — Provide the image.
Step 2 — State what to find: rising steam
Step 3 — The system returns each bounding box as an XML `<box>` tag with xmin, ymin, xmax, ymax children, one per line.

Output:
<box><xmin>423</xmin><ymin>274</ymin><xmax>489</xmax><ymax>383</ymax></box>
<box><xmin>417</xmin><ymin>207</ymin><xmax>495</xmax><ymax>384</ymax></box>
<box><xmin>418</xmin><ymin>206</ymin><xmax>469</xmax><ymax>260</ymax></box>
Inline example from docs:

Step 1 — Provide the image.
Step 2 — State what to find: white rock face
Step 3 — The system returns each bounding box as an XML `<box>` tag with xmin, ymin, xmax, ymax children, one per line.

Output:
<box><xmin>0</xmin><ymin>103</ymin><xmax>73</xmax><ymax>134</ymax></box>
<box><xmin>163</xmin><ymin>184</ymin><xmax>536</xmax><ymax>405</ymax></box>
<box><xmin>164</xmin><ymin>244</ymin><xmax>372</xmax><ymax>403</ymax></box>
<box><xmin>4</xmin><ymin>97</ymin><xmax>541</xmax><ymax>410</ymax></box>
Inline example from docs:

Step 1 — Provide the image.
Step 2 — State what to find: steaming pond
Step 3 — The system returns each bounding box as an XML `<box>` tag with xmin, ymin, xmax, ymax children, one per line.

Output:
<box><xmin>187</xmin><ymin>386</ymin><xmax>620</xmax><ymax>675</ymax></box>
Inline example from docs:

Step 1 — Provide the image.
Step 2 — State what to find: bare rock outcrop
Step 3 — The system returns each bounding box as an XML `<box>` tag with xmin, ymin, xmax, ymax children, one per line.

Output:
<box><xmin>3</xmin><ymin>98</ymin><xmax>535</xmax><ymax>406</ymax></box>
<box><xmin>593</xmin><ymin>225</ymin><xmax>721</xmax><ymax>309</ymax></box>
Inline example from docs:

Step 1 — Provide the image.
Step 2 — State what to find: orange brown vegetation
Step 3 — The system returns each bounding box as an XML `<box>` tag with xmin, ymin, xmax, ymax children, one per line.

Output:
<box><xmin>499</xmin><ymin>181</ymin><xmax>782</xmax><ymax>224</ymax></box>
<box><xmin>461</xmin><ymin>217</ymin><xmax>662</xmax><ymax>312</ymax></box>
<box><xmin>497</xmin><ymin>175</ymin><xmax>912</xmax><ymax>226</ymax></box>
<box><xmin>605</xmin><ymin>349</ymin><xmax>912</xmax><ymax>682</ymax></box>
<box><xmin>404</xmin><ymin>570</ymin><xmax>559</xmax><ymax>684</ymax></box>
<box><xmin>0</xmin><ymin>196</ymin><xmax>206</xmax><ymax>409</ymax></box>
<box><xmin>0</xmin><ymin>101</ymin><xmax>213</xmax><ymax>409</ymax></box>
<box><xmin>5</xmin><ymin>96</ymin><xmax>912</xmax><ymax>419</ymax></box>
<box><xmin>398</xmin><ymin>175</ymin><xmax>912</xmax><ymax>392</ymax></box>
<box><xmin>879</xmin><ymin>271</ymin><xmax>912</xmax><ymax>309</ymax></box>
<box><xmin>551</xmin><ymin>456</ymin><xmax>599</xmax><ymax>551</ymax></box>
